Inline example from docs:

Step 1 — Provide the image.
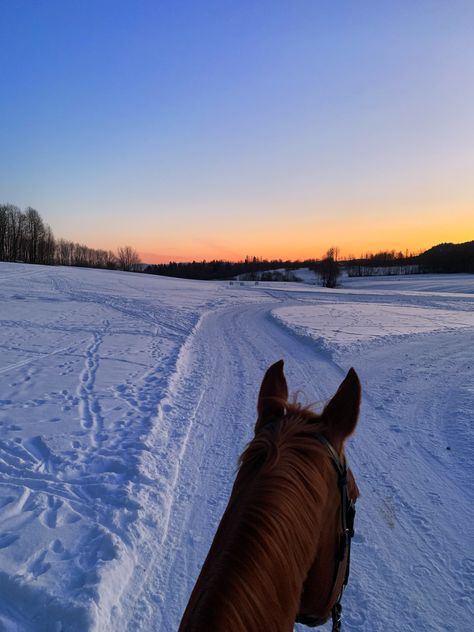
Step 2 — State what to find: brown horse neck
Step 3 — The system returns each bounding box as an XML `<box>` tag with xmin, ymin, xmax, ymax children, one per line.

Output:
<box><xmin>179</xmin><ymin>449</ymin><xmax>331</xmax><ymax>632</ymax></box>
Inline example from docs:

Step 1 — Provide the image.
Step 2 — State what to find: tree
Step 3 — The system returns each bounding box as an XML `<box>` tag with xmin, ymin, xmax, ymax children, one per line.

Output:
<box><xmin>319</xmin><ymin>247</ymin><xmax>340</xmax><ymax>288</ymax></box>
<box><xmin>24</xmin><ymin>207</ymin><xmax>45</xmax><ymax>263</ymax></box>
<box><xmin>117</xmin><ymin>245</ymin><xmax>141</xmax><ymax>272</ymax></box>
<box><xmin>2</xmin><ymin>204</ymin><xmax>24</xmax><ymax>261</ymax></box>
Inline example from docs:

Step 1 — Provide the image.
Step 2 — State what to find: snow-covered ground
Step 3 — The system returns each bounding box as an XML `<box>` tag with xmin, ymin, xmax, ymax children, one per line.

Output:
<box><xmin>0</xmin><ymin>263</ymin><xmax>473</xmax><ymax>631</ymax></box>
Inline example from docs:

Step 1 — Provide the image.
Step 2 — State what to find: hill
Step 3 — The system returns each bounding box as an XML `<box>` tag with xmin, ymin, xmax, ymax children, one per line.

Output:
<box><xmin>418</xmin><ymin>241</ymin><xmax>474</xmax><ymax>273</ymax></box>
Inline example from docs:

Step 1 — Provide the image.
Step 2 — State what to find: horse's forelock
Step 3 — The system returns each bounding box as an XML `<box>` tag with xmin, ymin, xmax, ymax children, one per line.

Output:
<box><xmin>240</xmin><ymin>403</ymin><xmax>327</xmax><ymax>470</ymax></box>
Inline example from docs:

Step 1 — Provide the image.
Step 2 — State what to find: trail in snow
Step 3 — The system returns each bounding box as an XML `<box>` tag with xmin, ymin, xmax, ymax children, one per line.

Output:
<box><xmin>113</xmin><ymin>300</ymin><xmax>349</xmax><ymax>631</ymax></box>
<box><xmin>0</xmin><ymin>263</ymin><xmax>472</xmax><ymax>631</ymax></box>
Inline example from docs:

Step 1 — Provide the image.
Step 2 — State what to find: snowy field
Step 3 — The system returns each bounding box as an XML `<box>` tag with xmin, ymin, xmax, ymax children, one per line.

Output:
<box><xmin>0</xmin><ymin>262</ymin><xmax>473</xmax><ymax>631</ymax></box>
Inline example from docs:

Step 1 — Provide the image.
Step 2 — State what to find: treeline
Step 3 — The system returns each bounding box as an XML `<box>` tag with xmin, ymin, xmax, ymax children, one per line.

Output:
<box><xmin>418</xmin><ymin>241</ymin><xmax>474</xmax><ymax>273</ymax></box>
<box><xmin>146</xmin><ymin>243</ymin><xmax>473</xmax><ymax>282</ymax></box>
<box><xmin>0</xmin><ymin>205</ymin><xmax>56</xmax><ymax>264</ymax></box>
<box><xmin>0</xmin><ymin>204</ymin><xmax>141</xmax><ymax>271</ymax></box>
<box><xmin>345</xmin><ymin>250</ymin><xmax>420</xmax><ymax>277</ymax></box>
<box><xmin>145</xmin><ymin>256</ymin><xmax>316</xmax><ymax>281</ymax></box>
<box><xmin>346</xmin><ymin>243</ymin><xmax>474</xmax><ymax>276</ymax></box>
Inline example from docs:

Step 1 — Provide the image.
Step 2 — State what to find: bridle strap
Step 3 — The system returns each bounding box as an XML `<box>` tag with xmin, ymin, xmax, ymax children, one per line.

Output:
<box><xmin>331</xmin><ymin>602</ymin><xmax>342</xmax><ymax>632</ymax></box>
<box><xmin>313</xmin><ymin>434</ymin><xmax>345</xmax><ymax>476</ymax></box>
<box><xmin>314</xmin><ymin>434</ymin><xmax>355</xmax><ymax>632</ymax></box>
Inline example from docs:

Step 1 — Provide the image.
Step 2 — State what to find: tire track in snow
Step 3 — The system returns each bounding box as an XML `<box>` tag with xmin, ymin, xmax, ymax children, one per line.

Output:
<box><xmin>114</xmin><ymin>299</ymin><xmax>345</xmax><ymax>631</ymax></box>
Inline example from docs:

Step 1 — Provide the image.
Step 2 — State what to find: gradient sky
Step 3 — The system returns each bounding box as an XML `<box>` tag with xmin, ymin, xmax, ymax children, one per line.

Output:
<box><xmin>1</xmin><ymin>1</ymin><xmax>473</xmax><ymax>262</ymax></box>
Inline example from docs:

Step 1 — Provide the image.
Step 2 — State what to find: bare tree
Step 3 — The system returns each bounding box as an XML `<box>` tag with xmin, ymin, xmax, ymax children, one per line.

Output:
<box><xmin>319</xmin><ymin>246</ymin><xmax>340</xmax><ymax>288</ymax></box>
<box><xmin>24</xmin><ymin>207</ymin><xmax>45</xmax><ymax>263</ymax></box>
<box><xmin>0</xmin><ymin>204</ymin><xmax>9</xmax><ymax>260</ymax></box>
<box><xmin>56</xmin><ymin>239</ymin><xmax>73</xmax><ymax>266</ymax></box>
<box><xmin>117</xmin><ymin>245</ymin><xmax>141</xmax><ymax>272</ymax></box>
<box><xmin>38</xmin><ymin>224</ymin><xmax>56</xmax><ymax>264</ymax></box>
<box><xmin>3</xmin><ymin>204</ymin><xmax>24</xmax><ymax>261</ymax></box>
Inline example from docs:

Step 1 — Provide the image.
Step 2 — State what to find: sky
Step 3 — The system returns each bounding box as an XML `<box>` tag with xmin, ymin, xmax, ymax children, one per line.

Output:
<box><xmin>1</xmin><ymin>0</ymin><xmax>473</xmax><ymax>263</ymax></box>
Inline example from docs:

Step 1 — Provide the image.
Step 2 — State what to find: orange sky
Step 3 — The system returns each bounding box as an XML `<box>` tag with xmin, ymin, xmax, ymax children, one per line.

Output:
<box><xmin>116</xmin><ymin>205</ymin><xmax>474</xmax><ymax>263</ymax></box>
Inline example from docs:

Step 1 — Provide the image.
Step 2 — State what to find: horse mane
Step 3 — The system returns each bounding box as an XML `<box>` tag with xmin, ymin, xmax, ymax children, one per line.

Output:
<box><xmin>182</xmin><ymin>404</ymin><xmax>336</xmax><ymax>631</ymax></box>
<box><xmin>240</xmin><ymin>401</ymin><xmax>328</xmax><ymax>470</ymax></box>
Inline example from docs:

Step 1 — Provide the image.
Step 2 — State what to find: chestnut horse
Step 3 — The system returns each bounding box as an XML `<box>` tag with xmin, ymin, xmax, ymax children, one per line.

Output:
<box><xmin>178</xmin><ymin>360</ymin><xmax>361</xmax><ymax>631</ymax></box>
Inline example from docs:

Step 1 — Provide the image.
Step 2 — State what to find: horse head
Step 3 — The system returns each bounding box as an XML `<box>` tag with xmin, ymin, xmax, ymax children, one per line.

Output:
<box><xmin>179</xmin><ymin>359</ymin><xmax>361</xmax><ymax>631</ymax></box>
<box><xmin>256</xmin><ymin>360</ymin><xmax>361</xmax><ymax>628</ymax></box>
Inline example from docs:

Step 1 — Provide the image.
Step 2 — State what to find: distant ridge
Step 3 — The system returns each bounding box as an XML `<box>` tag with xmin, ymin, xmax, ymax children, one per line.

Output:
<box><xmin>419</xmin><ymin>241</ymin><xmax>474</xmax><ymax>273</ymax></box>
<box><xmin>422</xmin><ymin>240</ymin><xmax>474</xmax><ymax>255</ymax></box>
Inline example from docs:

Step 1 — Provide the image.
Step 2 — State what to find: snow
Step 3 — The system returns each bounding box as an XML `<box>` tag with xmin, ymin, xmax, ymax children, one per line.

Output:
<box><xmin>341</xmin><ymin>272</ymin><xmax>474</xmax><ymax>294</ymax></box>
<box><xmin>0</xmin><ymin>263</ymin><xmax>473</xmax><ymax>631</ymax></box>
<box><xmin>273</xmin><ymin>302</ymin><xmax>474</xmax><ymax>352</ymax></box>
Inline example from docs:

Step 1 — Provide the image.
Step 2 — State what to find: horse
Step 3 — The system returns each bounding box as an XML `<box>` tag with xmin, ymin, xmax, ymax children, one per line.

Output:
<box><xmin>178</xmin><ymin>360</ymin><xmax>361</xmax><ymax>631</ymax></box>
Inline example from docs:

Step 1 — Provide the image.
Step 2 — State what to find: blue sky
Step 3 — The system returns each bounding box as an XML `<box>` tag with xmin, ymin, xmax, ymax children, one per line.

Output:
<box><xmin>1</xmin><ymin>1</ymin><xmax>473</xmax><ymax>261</ymax></box>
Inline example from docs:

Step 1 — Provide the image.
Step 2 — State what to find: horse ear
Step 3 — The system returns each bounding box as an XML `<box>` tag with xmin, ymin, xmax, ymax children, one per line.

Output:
<box><xmin>256</xmin><ymin>360</ymin><xmax>288</xmax><ymax>431</ymax></box>
<box><xmin>322</xmin><ymin>368</ymin><xmax>361</xmax><ymax>449</ymax></box>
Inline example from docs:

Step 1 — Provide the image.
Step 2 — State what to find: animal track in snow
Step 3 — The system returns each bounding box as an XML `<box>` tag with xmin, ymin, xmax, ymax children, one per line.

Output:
<box><xmin>0</xmin><ymin>532</ymin><xmax>19</xmax><ymax>549</ymax></box>
<box><xmin>77</xmin><ymin>329</ymin><xmax>107</xmax><ymax>441</ymax></box>
<box><xmin>41</xmin><ymin>496</ymin><xmax>64</xmax><ymax>529</ymax></box>
<box><xmin>27</xmin><ymin>549</ymin><xmax>51</xmax><ymax>579</ymax></box>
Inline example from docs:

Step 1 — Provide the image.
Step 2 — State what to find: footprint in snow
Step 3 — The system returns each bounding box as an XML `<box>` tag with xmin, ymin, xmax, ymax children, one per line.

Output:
<box><xmin>0</xmin><ymin>532</ymin><xmax>19</xmax><ymax>549</ymax></box>
<box><xmin>42</xmin><ymin>497</ymin><xmax>63</xmax><ymax>529</ymax></box>
<box><xmin>453</xmin><ymin>557</ymin><xmax>474</xmax><ymax>577</ymax></box>
<box><xmin>412</xmin><ymin>514</ymin><xmax>430</xmax><ymax>531</ymax></box>
<box><xmin>342</xmin><ymin>586</ymin><xmax>368</xmax><ymax>629</ymax></box>
<box><xmin>27</xmin><ymin>550</ymin><xmax>51</xmax><ymax>578</ymax></box>
<box><xmin>427</xmin><ymin>491</ymin><xmax>442</xmax><ymax>506</ymax></box>
<box><xmin>410</xmin><ymin>563</ymin><xmax>431</xmax><ymax>578</ymax></box>
<box><xmin>461</xmin><ymin>558</ymin><xmax>474</xmax><ymax>576</ymax></box>
<box><xmin>50</xmin><ymin>539</ymin><xmax>65</xmax><ymax>554</ymax></box>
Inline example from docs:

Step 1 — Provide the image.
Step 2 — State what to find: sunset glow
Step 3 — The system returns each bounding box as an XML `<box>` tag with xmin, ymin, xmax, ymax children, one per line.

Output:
<box><xmin>1</xmin><ymin>1</ymin><xmax>473</xmax><ymax>263</ymax></box>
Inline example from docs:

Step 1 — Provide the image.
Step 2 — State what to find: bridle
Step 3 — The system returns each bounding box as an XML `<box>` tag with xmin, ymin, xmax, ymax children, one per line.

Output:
<box><xmin>295</xmin><ymin>433</ymin><xmax>356</xmax><ymax>631</ymax></box>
